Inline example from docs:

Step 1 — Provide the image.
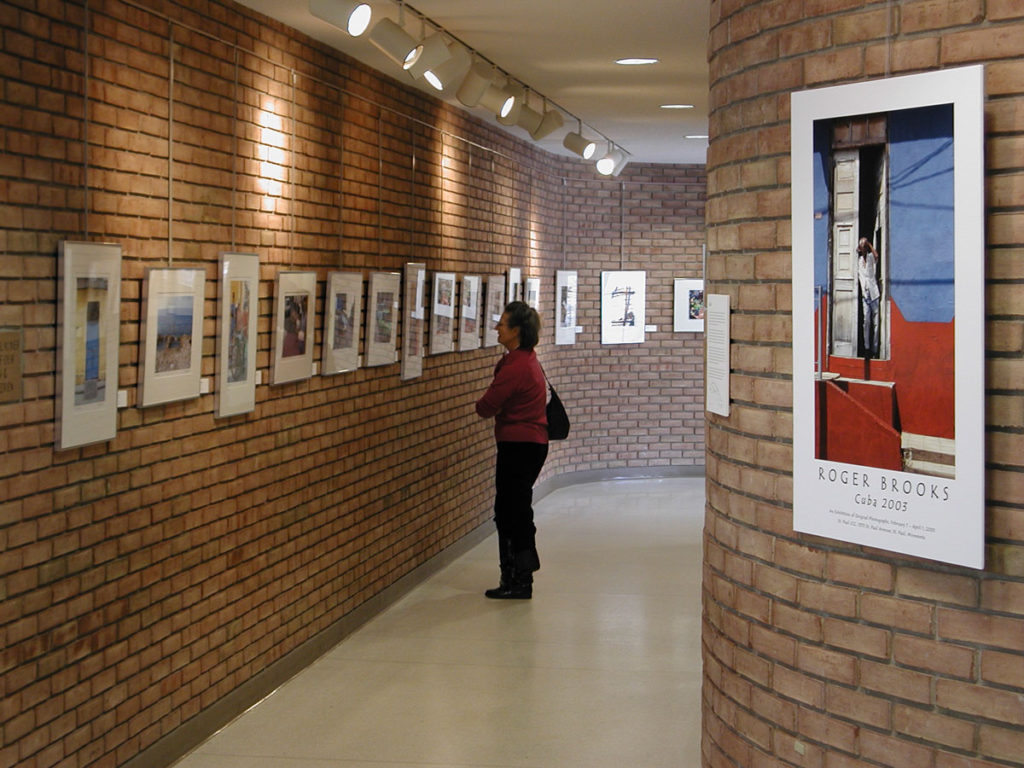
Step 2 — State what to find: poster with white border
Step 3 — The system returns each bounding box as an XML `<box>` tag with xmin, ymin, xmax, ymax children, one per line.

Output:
<box><xmin>673</xmin><ymin>278</ymin><xmax>704</xmax><ymax>332</ymax></box>
<box><xmin>216</xmin><ymin>252</ymin><xmax>259</xmax><ymax>417</ymax></box>
<box><xmin>56</xmin><ymin>241</ymin><xmax>122</xmax><ymax>449</ymax></box>
<box><xmin>367</xmin><ymin>271</ymin><xmax>400</xmax><ymax>367</ymax></box>
<box><xmin>140</xmin><ymin>267</ymin><xmax>206</xmax><ymax>406</ymax></box>
<box><xmin>791</xmin><ymin>65</ymin><xmax>984</xmax><ymax>569</ymax></box>
<box><xmin>459</xmin><ymin>275</ymin><xmax>482</xmax><ymax>352</ymax></box>
<box><xmin>524</xmin><ymin>277</ymin><xmax>540</xmax><ymax>310</ymax></box>
<box><xmin>322</xmin><ymin>270</ymin><xmax>362</xmax><ymax>376</ymax></box>
<box><xmin>507</xmin><ymin>267</ymin><xmax>522</xmax><ymax>303</ymax></box>
<box><xmin>555</xmin><ymin>270</ymin><xmax>578</xmax><ymax>346</ymax></box>
<box><xmin>483</xmin><ymin>274</ymin><xmax>505</xmax><ymax>348</ymax></box>
<box><xmin>402</xmin><ymin>263</ymin><xmax>425</xmax><ymax>380</ymax></box>
<box><xmin>600</xmin><ymin>270</ymin><xmax>646</xmax><ymax>345</ymax></box>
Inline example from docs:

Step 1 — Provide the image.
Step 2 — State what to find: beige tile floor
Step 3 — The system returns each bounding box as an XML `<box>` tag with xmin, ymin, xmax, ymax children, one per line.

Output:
<box><xmin>173</xmin><ymin>476</ymin><xmax>705</xmax><ymax>768</ymax></box>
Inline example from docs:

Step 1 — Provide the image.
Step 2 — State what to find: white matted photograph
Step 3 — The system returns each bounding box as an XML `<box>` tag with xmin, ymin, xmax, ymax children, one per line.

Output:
<box><xmin>507</xmin><ymin>267</ymin><xmax>522</xmax><ymax>303</ymax></box>
<box><xmin>600</xmin><ymin>270</ymin><xmax>646</xmax><ymax>345</ymax></box>
<box><xmin>430</xmin><ymin>272</ymin><xmax>456</xmax><ymax>355</ymax></box>
<box><xmin>673</xmin><ymin>278</ymin><xmax>705</xmax><ymax>333</ymax></box>
<box><xmin>216</xmin><ymin>252</ymin><xmax>259</xmax><ymax>418</ymax></box>
<box><xmin>271</xmin><ymin>271</ymin><xmax>316</xmax><ymax>385</ymax></box>
<box><xmin>402</xmin><ymin>263</ymin><xmax>425</xmax><ymax>380</ymax></box>
<box><xmin>555</xmin><ymin>270</ymin><xmax>578</xmax><ymax>346</ymax></box>
<box><xmin>483</xmin><ymin>274</ymin><xmax>505</xmax><ymax>348</ymax></box>
<box><xmin>56</xmin><ymin>241</ymin><xmax>122</xmax><ymax>450</ymax></box>
<box><xmin>459</xmin><ymin>275</ymin><xmax>482</xmax><ymax>352</ymax></box>
<box><xmin>525</xmin><ymin>276</ymin><xmax>540</xmax><ymax>310</ymax></box>
<box><xmin>323</xmin><ymin>271</ymin><xmax>363</xmax><ymax>376</ymax></box>
<box><xmin>366</xmin><ymin>271</ymin><xmax>400</xmax><ymax>367</ymax></box>
<box><xmin>790</xmin><ymin>65</ymin><xmax>985</xmax><ymax>569</ymax></box>
<box><xmin>140</xmin><ymin>267</ymin><xmax>206</xmax><ymax>408</ymax></box>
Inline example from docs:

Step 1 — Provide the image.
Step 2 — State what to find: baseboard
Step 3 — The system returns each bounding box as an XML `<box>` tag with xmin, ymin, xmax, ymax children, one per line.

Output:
<box><xmin>134</xmin><ymin>463</ymin><xmax>704</xmax><ymax>768</ymax></box>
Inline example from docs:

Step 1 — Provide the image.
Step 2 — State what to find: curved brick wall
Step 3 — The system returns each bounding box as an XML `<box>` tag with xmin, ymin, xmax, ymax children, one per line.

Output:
<box><xmin>704</xmin><ymin>1</ymin><xmax>1024</xmax><ymax>766</ymax></box>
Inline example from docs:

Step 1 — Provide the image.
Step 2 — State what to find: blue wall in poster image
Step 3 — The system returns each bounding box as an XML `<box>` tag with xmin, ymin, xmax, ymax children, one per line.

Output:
<box><xmin>812</xmin><ymin>103</ymin><xmax>954</xmax><ymax>323</ymax></box>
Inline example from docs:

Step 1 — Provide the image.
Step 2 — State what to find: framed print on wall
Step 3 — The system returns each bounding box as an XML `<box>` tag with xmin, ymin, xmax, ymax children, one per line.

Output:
<box><xmin>139</xmin><ymin>267</ymin><xmax>205</xmax><ymax>408</ymax></box>
<box><xmin>555</xmin><ymin>270</ymin><xmax>578</xmax><ymax>346</ymax></box>
<box><xmin>323</xmin><ymin>271</ymin><xmax>363</xmax><ymax>376</ymax></box>
<box><xmin>483</xmin><ymin>274</ymin><xmax>505</xmax><ymax>348</ymax></box>
<box><xmin>507</xmin><ymin>266</ymin><xmax>522</xmax><ymax>303</ymax></box>
<box><xmin>525</xmin><ymin>276</ymin><xmax>540</xmax><ymax>310</ymax></box>
<box><xmin>673</xmin><ymin>278</ymin><xmax>705</xmax><ymax>332</ymax></box>
<box><xmin>271</xmin><ymin>271</ymin><xmax>316</xmax><ymax>385</ymax></box>
<box><xmin>600</xmin><ymin>270</ymin><xmax>646</xmax><ymax>345</ymax></box>
<box><xmin>790</xmin><ymin>65</ymin><xmax>985</xmax><ymax>569</ymax></box>
<box><xmin>459</xmin><ymin>275</ymin><xmax>482</xmax><ymax>352</ymax></box>
<box><xmin>56</xmin><ymin>241</ymin><xmax>122</xmax><ymax>450</ymax></box>
<box><xmin>215</xmin><ymin>252</ymin><xmax>259</xmax><ymax>418</ymax></box>
<box><xmin>430</xmin><ymin>271</ymin><xmax>456</xmax><ymax>355</ymax></box>
<box><xmin>402</xmin><ymin>262</ymin><xmax>425</xmax><ymax>380</ymax></box>
<box><xmin>366</xmin><ymin>271</ymin><xmax>400</xmax><ymax>367</ymax></box>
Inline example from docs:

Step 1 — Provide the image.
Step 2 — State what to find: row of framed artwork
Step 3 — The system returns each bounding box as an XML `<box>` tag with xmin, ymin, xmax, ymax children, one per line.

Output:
<box><xmin>55</xmin><ymin>241</ymin><xmax>705</xmax><ymax>450</ymax></box>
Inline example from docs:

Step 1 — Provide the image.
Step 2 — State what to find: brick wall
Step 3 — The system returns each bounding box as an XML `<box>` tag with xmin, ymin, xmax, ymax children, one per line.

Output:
<box><xmin>0</xmin><ymin>1</ymin><xmax>704</xmax><ymax>766</ymax></box>
<box><xmin>705</xmin><ymin>1</ymin><xmax>1024</xmax><ymax>767</ymax></box>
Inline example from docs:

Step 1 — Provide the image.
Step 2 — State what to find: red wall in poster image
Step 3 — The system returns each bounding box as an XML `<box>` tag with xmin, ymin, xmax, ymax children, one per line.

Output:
<box><xmin>819</xmin><ymin>300</ymin><xmax>954</xmax><ymax>439</ymax></box>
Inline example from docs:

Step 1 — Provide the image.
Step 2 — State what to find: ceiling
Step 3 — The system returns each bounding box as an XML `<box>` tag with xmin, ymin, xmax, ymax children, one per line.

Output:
<box><xmin>233</xmin><ymin>0</ymin><xmax>710</xmax><ymax>166</ymax></box>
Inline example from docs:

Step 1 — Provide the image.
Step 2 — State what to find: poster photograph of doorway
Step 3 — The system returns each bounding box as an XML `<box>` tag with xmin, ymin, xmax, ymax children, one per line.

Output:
<box><xmin>791</xmin><ymin>66</ymin><xmax>985</xmax><ymax>569</ymax></box>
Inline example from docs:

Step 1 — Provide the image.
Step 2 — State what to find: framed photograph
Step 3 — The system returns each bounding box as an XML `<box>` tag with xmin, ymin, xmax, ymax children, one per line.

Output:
<box><xmin>459</xmin><ymin>275</ymin><xmax>482</xmax><ymax>352</ymax></box>
<box><xmin>215</xmin><ymin>252</ymin><xmax>259</xmax><ymax>418</ymax></box>
<box><xmin>555</xmin><ymin>270</ymin><xmax>578</xmax><ymax>346</ymax></box>
<box><xmin>483</xmin><ymin>274</ymin><xmax>505</xmax><ymax>348</ymax></box>
<box><xmin>430</xmin><ymin>271</ymin><xmax>456</xmax><ymax>355</ymax></box>
<box><xmin>139</xmin><ymin>268</ymin><xmax>205</xmax><ymax>408</ymax></box>
<box><xmin>56</xmin><ymin>241</ymin><xmax>122</xmax><ymax>449</ymax></box>
<box><xmin>791</xmin><ymin>65</ymin><xmax>984</xmax><ymax>568</ymax></box>
<box><xmin>525</xmin><ymin>276</ymin><xmax>540</xmax><ymax>310</ymax></box>
<box><xmin>600</xmin><ymin>270</ymin><xmax>646</xmax><ymax>345</ymax></box>
<box><xmin>323</xmin><ymin>271</ymin><xmax>362</xmax><ymax>375</ymax></box>
<box><xmin>507</xmin><ymin>266</ymin><xmax>522</xmax><ymax>303</ymax></box>
<box><xmin>366</xmin><ymin>271</ymin><xmax>400</xmax><ymax>367</ymax></box>
<box><xmin>271</xmin><ymin>271</ymin><xmax>316</xmax><ymax>385</ymax></box>
<box><xmin>402</xmin><ymin>262</ymin><xmax>425</xmax><ymax>380</ymax></box>
<box><xmin>673</xmin><ymin>278</ymin><xmax>705</xmax><ymax>332</ymax></box>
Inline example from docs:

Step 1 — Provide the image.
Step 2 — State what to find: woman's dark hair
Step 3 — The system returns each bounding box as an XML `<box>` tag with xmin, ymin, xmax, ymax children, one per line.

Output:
<box><xmin>504</xmin><ymin>301</ymin><xmax>541</xmax><ymax>350</ymax></box>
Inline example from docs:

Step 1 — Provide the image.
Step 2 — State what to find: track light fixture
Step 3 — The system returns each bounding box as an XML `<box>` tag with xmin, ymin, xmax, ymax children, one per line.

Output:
<box><xmin>405</xmin><ymin>30</ymin><xmax>450</xmax><ymax>78</ymax></box>
<box><xmin>515</xmin><ymin>98</ymin><xmax>564</xmax><ymax>140</ymax></box>
<box><xmin>496</xmin><ymin>84</ymin><xmax>525</xmax><ymax>126</ymax></box>
<box><xmin>422</xmin><ymin>42</ymin><xmax>471</xmax><ymax>92</ymax></box>
<box><xmin>563</xmin><ymin>129</ymin><xmax>597</xmax><ymax>160</ymax></box>
<box><xmin>368</xmin><ymin>17</ymin><xmax>420</xmax><ymax>68</ymax></box>
<box><xmin>309</xmin><ymin>0</ymin><xmax>372</xmax><ymax>36</ymax></box>
<box><xmin>456</xmin><ymin>62</ymin><xmax>494</xmax><ymax>107</ymax></box>
<box><xmin>478</xmin><ymin>81</ymin><xmax>517</xmax><ymax>119</ymax></box>
<box><xmin>596</xmin><ymin>146</ymin><xmax>629</xmax><ymax>176</ymax></box>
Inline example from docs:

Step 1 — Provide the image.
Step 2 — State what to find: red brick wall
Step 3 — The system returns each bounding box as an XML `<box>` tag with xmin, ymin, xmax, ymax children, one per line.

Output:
<box><xmin>0</xmin><ymin>1</ymin><xmax>704</xmax><ymax>766</ymax></box>
<box><xmin>705</xmin><ymin>1</ymin><xmax>1024</xmax><ymax>767</ymax></box>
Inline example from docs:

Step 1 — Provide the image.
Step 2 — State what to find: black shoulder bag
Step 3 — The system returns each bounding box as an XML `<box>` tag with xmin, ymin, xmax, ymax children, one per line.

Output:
<box><xmin>540</xmin><ymin>363</ymin><xmax>570</xmax><ymax>440</ymax></box>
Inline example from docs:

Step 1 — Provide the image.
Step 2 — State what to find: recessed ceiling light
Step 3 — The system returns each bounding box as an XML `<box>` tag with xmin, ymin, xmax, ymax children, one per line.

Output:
<box><xmin>661</xmin><ymin>104</ymin><xmax>694</xmax><ymax>110</ymax></box>
<box><xmin>685</xmin><ymin>134</ymin><xmax>709</xmax><ymax>140</ymax></box>
<box><xmin>616</xmin><ymin>57</ymin><xmax>659</xmax><ymax>66</ymax></box>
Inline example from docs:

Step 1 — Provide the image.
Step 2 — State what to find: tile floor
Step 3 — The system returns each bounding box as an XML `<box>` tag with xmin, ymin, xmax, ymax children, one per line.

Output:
<box><xmin>172</xmin><ymin>476</ymin><xmax>705</xmax><ymax>768</ymax></box>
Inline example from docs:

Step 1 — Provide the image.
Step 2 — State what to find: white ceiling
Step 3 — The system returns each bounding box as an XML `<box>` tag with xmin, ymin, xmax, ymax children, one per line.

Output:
<box><xmin>233</xmin><ymin>0</ymin><xmax>710</xmax><ymax>166</ymax></box>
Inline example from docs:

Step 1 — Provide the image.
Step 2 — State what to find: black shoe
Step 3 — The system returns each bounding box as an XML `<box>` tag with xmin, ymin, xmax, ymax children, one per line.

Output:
<box><xmin>485</xmin><ymin>583</ymin><xmax>532</xmax><ymax>599</ymax></box>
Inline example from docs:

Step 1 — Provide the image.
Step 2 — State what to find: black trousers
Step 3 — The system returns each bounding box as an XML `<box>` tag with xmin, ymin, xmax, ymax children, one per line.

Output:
<box><xmin>493</xmin><ymin>441</ymin><xmax>549</xmax><ymax>552</ymax></box>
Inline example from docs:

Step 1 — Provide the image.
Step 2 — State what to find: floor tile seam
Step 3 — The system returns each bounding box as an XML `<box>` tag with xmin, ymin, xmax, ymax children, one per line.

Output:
<box><xmin>306</xmin><ymin>654</ymin><xmax>696</xmax><ymax>676</ymax></box>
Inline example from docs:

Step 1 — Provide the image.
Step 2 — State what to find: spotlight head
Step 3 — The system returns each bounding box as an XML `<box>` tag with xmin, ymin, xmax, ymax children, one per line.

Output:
<box><xmin>423</xmin><ymin>43</ymin><xmax>471</xmax><ymax>92</ymax></box>
<box><xmin>496</xmin><ymin>84</ymin><xmax>525</xmax><ymax>126</ymax></box>
<box><xmin>368</xmin><ymin>17</ymin><xmax>419</xmax><ymax>67</ymax></box>
<box><xmin>596</xmin><ymin>147</ymin><xmax>629</xmax><ymax>176</ymax></box>
<box><xmin>478</xmin><ymin>82</ymin><xmax>517</xmax><ymax>118</ymax></box>
<box><xmin>456</xmin><ymin>62</ymin><xmax>495</xmax><ymax>107</ymax></box>
<box><xmin>405</xmin><ymin>30</ymin><xmax>450</xmax><ymax>76</ymax></box>
<box><xmin>563</xmin><ymin>131</ymin><xmax>597</xmax><ymax>160</ymax></box>
<box><xmin>530</xmin><ymin>109</ymin><xmax>563</xmax><ymax>140</ymax></box>
<box><xmin>309</xmin><ymin>0</ymin><xmax>372</xmax><ymax>37</ymax></box>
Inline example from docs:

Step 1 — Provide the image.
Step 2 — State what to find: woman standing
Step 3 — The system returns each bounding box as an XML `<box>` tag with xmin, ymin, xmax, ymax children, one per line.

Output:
<box><xmin>475</xmin><ymin>301</ymin><xmax>548</xmax><ymax>599</ymax></box>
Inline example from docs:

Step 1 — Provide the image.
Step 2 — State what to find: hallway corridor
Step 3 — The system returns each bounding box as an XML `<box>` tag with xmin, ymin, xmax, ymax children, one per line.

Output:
<box><xmin>172</xmin><ymin>476</ymin><xmax>705</xmax><ymax>768</ymax></box>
